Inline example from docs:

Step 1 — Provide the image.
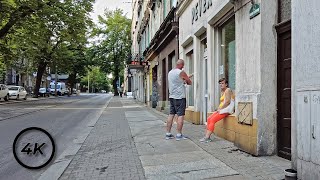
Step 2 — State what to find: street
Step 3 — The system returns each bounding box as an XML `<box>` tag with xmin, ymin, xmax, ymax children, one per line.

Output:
<box><xmin>0</xmin><ymin>94</ymin><xmax>112</xmax><ymax>180</ymax></box>
<box><xmin>0</xmin><ymin>95</ymin><xmax>291</xmax><ymax>180</ymax></box>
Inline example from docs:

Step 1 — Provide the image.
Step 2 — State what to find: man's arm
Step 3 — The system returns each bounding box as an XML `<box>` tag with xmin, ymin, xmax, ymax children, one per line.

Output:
<box><xmin>180</xmin><ymin>71</ymin><xmax>192</xmax><ymax>85</ymax></box>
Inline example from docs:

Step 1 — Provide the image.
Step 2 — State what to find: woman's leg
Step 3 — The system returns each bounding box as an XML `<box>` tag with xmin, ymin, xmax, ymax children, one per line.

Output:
<box><xmin>205</xmin><ymin>112</ymin><xmax>229</xmax><ymax>138</ymax></box>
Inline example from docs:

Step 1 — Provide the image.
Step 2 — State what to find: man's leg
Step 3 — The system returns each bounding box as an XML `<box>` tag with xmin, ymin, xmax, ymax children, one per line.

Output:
<box><xmin>176</xmin><ymin>115</ymin><xmax>184</xmax><ymax>134</ymax></box>
<box><xmin>175</xmin><ymin>98</ymin><xmax>187</xmax><ymax>140</ymax></box>
<box><xmin>166</xmin><ymin>98</ymin><xmax>176</xmax><ymax>140</ymax></box>
<box><xmin>166</xmin><ymin>114</ymin><xmax>175</xmax><ymax>133</ymax></box>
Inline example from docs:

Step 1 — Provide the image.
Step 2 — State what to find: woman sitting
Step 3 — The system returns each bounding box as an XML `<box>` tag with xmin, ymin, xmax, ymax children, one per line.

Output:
<box><xmin>200</xmin><ymin>78</ymin><xmax>235</xmax><ymax>143</ymax></box>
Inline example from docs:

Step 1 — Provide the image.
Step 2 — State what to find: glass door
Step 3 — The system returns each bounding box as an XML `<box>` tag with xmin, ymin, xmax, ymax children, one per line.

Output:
<box><xmin>201</xmin><ymin>38</ymin><xmax>208</xmax><ymax>124</ymax></box>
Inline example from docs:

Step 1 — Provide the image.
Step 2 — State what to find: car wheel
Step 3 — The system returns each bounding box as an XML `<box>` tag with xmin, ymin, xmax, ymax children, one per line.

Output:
<box><xmin>17</xmin><ymin>95</ymin><xmax>19</xmax><ymax>100</ymax></box>
<box><xmin>24</xmin><ymin>95</ymin><xmax>27</xmax><ymax>100</ymax></box>
<box><xmin>4</xmin><ymin>94</ymin><xmax>9</xmax><ymax>101</ymax></box>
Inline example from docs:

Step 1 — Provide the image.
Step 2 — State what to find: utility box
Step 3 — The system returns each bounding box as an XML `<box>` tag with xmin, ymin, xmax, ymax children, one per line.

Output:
<box><xmin>311</xmin><ymin>91</ymin><xmax>320</xmax><ymax>165</ymax></box>
<box><xmin>297</xmin><ymin>91</ymin><xmax>320</xmax><ymax>165</ymax></box>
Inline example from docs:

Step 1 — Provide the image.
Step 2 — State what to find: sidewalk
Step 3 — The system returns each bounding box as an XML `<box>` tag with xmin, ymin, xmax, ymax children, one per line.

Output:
<box><xmin>58</xmin><ymin>97</ymin><xmax>290</xmax><ymax>180</ymax></box>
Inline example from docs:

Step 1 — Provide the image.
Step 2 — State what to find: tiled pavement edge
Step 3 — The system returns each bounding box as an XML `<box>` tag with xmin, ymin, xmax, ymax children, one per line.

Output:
<box><xmin>132</xmin><ymin>99</ymin><xmax>291</xmax><ymax>180</ymax></box>
<box><xmin>59</xmin><ymin>97</ymin><xmax>145</xmax><ymax>180</ymax></box>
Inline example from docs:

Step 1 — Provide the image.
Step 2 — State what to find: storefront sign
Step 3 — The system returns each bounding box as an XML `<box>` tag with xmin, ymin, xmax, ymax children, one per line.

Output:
<box><xmin>249</xmin><ymin>3</ymin><xmax>260</xmax><ymax>19</ymax></box>
<box><xmin>192</xmin><ymin>0</ymin><xmax>213</xmax><ymax>24</ymax></box>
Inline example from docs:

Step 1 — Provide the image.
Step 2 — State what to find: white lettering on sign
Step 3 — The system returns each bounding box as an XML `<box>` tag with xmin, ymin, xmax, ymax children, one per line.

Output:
<box><xmin>192</xmin><ymin>0</ymin><xmax>213</xmax><ymax>24</ymax></box>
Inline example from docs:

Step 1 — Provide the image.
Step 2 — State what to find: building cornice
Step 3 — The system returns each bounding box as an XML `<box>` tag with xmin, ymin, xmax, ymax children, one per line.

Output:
<box><xmin>176</xmin><ymin>0</ymin><xmax>192</xmax><ymax>17</ymax></box>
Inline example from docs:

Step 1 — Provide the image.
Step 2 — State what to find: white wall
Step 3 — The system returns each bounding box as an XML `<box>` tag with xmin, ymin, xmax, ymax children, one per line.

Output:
<box><xmin>292</xmin><ymin>0</ymin><xmax>320</xmax><ymax>178</ymax></box>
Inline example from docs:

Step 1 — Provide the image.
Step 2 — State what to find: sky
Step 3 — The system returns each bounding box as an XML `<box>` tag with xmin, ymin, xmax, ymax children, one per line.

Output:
<box><xmin>90</xmin><ymin>0</ymin><xmax>133</xmax><ymax>24</ymax></box>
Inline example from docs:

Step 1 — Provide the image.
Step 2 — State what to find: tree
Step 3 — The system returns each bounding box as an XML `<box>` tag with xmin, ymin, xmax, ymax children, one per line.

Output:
<box><xmin>0</xmin><ymin>0</ymin><xmax>58</xmax><ymax>39</ymax></box>
<box><xmin>81</xmin><ymin>66</ymin><xmax>110</xmax><ymax>93</ymax></box>
<box><xmin>0</xmin><ymin>57</ymin><xmax>5</xmax><ymax>83</ymax></box>
<box><xmin>91</xmin><ymin>9</ymin><xmax>131</xmax><ymax>96</ymax></box>
<box><xmin>0</xmin><ymin>0</ymin><xmax>94</xmax><ymax>97</ymax></box>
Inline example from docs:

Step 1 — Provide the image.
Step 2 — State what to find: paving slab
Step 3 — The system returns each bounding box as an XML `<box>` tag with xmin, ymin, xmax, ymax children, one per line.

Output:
<box><xmin>126</xmin><ymin>110</ymin><xmax>239</xmax><ymax>180</ymax></box>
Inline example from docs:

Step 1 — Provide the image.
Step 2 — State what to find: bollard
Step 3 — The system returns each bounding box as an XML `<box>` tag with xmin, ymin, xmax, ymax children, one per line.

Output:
<box><xmin>284</xmin><ymin>169</ymin><xmax>297</xmax><ymax>180</ymax></box>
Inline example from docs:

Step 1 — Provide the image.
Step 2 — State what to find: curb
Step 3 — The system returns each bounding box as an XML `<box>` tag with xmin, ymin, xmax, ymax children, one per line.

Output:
<box><xmin>38</xmin><ymin>96</ymin><xmax>114</xmax><ymax>180</ymax></box>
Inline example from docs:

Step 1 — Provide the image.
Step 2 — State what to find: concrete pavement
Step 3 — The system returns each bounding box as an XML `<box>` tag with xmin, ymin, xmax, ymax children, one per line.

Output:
<box><xmin>57</xmin><ymin>97</ymin><xmax>290</xmax><ymax>180</ymax></box>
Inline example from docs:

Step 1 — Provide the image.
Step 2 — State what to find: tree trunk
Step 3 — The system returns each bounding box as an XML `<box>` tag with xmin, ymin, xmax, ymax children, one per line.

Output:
<box><xmin>34</xmin><ymin>61</ymin><xmax>47</xmax><ymax>97</ymax></box>
<box><xmin>68</xmin><ymin>73</ymin><xmax>76</xmax><ymax>94</ymax></box>
<box><xmin>113</xmin><ymin>78</ymin><xmax>119</xmax><ymax>96</ymax></box>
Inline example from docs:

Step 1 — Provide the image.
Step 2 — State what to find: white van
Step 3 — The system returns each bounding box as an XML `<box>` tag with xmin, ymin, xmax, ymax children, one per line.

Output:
<box><xmin>50</xmin><ymin>82</ymin><xmax>67</xmax><ymax>96</ymax></box>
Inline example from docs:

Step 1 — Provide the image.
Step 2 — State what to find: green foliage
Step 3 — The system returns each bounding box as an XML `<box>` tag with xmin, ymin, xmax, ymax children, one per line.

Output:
<box><xmin>81</xmin><ymin>66</ymin><xmax>110</xmax><ymax>92</ymax></box>
<box><xmin>0</xmin><ymin>0</ymin><xmax>94</xmax><ymax>96</ymax></box>
<box><xmin>90</xmin><ymin>9</ymin><xmax>131</xmax><ymax>95</ymax></box>
<box><xmin>0</xmin><ymin>57</ymin><xmax>5</xmax><ymax>81</ymax></box>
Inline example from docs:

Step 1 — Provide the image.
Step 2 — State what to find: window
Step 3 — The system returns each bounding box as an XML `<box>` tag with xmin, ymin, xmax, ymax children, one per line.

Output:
<box><xmin>220</xmin><ymin>17</ymin><xmax>236</xmax><ymax>90</ymax></box>
<box><xmin>187</xmin><ymin>51</ymin><xmax>194</xmax><ymax>106</ymax></box>
<box><xmin>163</xmin><ymin>0</ymin><xmax>167</xmax><ymax>19</ymax></box>
<box><xmin>170</xmin><ymin>0</ymin><xmax>177</xmax><ymax>7</ymax></box>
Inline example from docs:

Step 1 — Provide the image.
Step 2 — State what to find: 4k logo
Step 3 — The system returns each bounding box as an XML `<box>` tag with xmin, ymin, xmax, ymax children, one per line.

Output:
<box><xmin>21</xmin><ymin>143</ymin><xmax>46</xmax><ymax>155</ymax></box>
<box><xmin>13</xmin><ymin>127</ymin><xmax>55</xmax><ymax>169</ymax></box>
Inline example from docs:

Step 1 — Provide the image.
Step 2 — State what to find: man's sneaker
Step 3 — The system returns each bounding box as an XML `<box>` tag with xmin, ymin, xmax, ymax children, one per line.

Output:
<box><xmin>199</xmin><ymin>137</ymin><xmax>212</xmax><ymax>143</ymax></box>
<box><xmin>165</xmin><ymin>134</ymin><xmax>174</xmax><ymax>140</ymax></box>
<box><xmin>176</xmin><ymin>134</ymin><xmax>188</xmax><ymax>141</ymax></box>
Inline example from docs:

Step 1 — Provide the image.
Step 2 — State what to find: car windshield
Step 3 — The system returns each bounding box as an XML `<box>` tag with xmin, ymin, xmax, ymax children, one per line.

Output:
<box><xmin>8</xmin><ymin>87</ymin><xmax>19</xmax><ymax>91</ymax></box>
<box><xmin>50</xmin><ymin>85</ymin><xmax>61</xmax><ymax>89</ymax></box>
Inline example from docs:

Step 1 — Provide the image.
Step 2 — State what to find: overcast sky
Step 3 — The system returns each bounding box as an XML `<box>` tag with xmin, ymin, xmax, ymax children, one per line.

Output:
<box><xmin>90</xmin><ymin>0</ymin><xmax>132</xmax><ymax>24</ymax></box>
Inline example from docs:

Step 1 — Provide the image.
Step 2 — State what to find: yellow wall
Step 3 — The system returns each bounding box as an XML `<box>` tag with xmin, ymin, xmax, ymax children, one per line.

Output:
<box><xmin>210</xmin><ymin>113</ymin><xmax>258</xmax><ymax>156</ymax></box>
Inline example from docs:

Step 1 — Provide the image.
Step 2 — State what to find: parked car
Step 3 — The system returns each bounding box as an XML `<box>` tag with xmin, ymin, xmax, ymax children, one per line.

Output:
<box><xmin>39</xmin><ymin>88</ymin><xmax>50</xmax><ymax>97</ymax></box>
<box><xmin>8</xmin><ymin>86</ymin><xmax>27</xmax><ymax>100</ymax></box>
<box><xmin>0</xmin><ymin>84</ymin><xmax>9</xmax><ymax>101</ymax></box>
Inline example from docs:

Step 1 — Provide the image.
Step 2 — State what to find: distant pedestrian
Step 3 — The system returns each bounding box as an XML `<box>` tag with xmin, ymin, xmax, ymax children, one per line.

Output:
<box><xmin>165</xmin><ymin>59</ymin><xmax>193</xmax><ymax>141</ymax></box>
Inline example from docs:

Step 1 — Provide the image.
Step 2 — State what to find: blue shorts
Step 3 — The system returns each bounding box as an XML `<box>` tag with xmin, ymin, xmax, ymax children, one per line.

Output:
<box><xmin>169</xmin><ymin>98</ymin><xmax>186</xmax><ymax>116</ymax></box>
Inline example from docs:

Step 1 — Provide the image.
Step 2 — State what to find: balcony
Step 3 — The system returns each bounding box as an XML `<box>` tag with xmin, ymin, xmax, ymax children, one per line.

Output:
<box><xmin>143</xmin><ymin>7</ymin><xmax>178</xmax><ymax>60</ymax></box>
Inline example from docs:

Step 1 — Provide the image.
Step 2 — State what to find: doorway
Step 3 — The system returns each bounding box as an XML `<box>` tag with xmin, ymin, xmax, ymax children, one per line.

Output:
<box><xmin>276</xmin><ymin>21</ymin><xmax>292</xmax><ymax>160</ymax></box>
<box><xmin>200</xmin><ymin>37</ymin><xmax>209</xmax><ymax>124</ymax></box>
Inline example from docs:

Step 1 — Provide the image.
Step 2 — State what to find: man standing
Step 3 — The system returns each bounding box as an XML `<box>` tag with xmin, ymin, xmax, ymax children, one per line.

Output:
<box><xmin>166</xmin><ymin>59</ymin><xmax>193</xmax><ymax>140</ymax></box>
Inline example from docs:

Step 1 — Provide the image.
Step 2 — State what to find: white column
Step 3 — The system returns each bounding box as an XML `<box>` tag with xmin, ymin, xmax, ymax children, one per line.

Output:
<box><xmin>193</xmin><ymin>36</ymin><xmax>201</xmax><ymax>112</ymax></box>
<box><xmin>207</xmin><ymin>25</ymin><xmax>216</xmax><ymax>111</ymax></box>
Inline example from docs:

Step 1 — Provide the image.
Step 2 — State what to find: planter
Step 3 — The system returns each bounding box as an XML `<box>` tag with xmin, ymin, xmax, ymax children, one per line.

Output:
<box><xmin>284</xmin><ymin>169</ymin><xmax>297</xmax><ymax>180</ymax></box>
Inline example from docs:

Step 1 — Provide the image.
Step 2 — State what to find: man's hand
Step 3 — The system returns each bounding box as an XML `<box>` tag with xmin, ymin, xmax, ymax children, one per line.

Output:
<box><xmin>188</xmin><ymin>73</ymin><xmax>194</xmax><ymax>78</ymax></box>
<box><xmin>180</xmin><ymin>71</ymin><xmax>192</xmax><ymax>85</ymax></box>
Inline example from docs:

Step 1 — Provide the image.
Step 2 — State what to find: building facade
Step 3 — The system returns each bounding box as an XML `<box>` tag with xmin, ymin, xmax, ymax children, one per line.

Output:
<box><xmin>292</xmin><ymin>0</ymin><xmax>320</xmax><ymax>179</ymax></box>
<box><xmin>177</xmin><ymin>0</ymin><xmax>279</xmax><ymax>156</ymax></box>
<box><xmin>128</xmin><ymin>0</ymin><xmax>178</xmax><ymax>108</ymax></box>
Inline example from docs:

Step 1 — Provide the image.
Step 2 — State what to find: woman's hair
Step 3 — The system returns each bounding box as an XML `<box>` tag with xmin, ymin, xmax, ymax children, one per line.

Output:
<box><xmin>218</xmin><ymin>78</ymin><xmax>228</xmax><ymax>85</ymax></box>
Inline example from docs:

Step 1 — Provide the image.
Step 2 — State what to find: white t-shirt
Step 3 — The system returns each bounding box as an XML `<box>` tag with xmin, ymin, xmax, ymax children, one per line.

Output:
<box><xmin>168</xmin><ymin>68</ymin><xmax>186</xmax><ymax>99</ymax></box>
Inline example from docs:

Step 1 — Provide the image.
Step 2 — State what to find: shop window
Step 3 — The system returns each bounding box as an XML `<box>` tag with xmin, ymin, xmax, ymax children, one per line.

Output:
<box><xmin>220</xmin><ymin>17</ymin><xmax>236</xmax><ymax>91</ymax></box>
<box><xmin>187</xmin><ymin>50</ymin><xmax>194</xmax><ymax>106</ymax></box>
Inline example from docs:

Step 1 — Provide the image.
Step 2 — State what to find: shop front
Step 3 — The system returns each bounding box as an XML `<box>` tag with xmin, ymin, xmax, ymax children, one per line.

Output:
<box><xmin>177</xmin><ymin>0</ymin><xmax>278</xmax><ymax>156</ymax></box>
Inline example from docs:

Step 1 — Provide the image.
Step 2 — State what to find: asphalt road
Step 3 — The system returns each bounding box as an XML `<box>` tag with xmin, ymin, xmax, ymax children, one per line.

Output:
<box><xmin>0</xmin><ymin>94</ymin><xmax>112</xmax><ymax>180</ymax></box>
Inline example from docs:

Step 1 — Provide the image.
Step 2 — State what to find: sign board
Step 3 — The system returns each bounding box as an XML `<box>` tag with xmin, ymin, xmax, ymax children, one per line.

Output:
<box><xmin>219</xmin><ymin>65</ymin><xmax>224</xmax><ymax>75</ymax></box>
<box><xmin>249</xmin><ymin>3</ymin><xmax>260</xmax><ymax>19</ymax></box>
<box><xmin>237</xmin><ymin>102</ymin><xmax>253</xmax><ymax>125</ymax></box>
<box><xmin>192</xmin><ymin>0</ymin><xmax>213</xmax><ymax>24</ymax></box>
